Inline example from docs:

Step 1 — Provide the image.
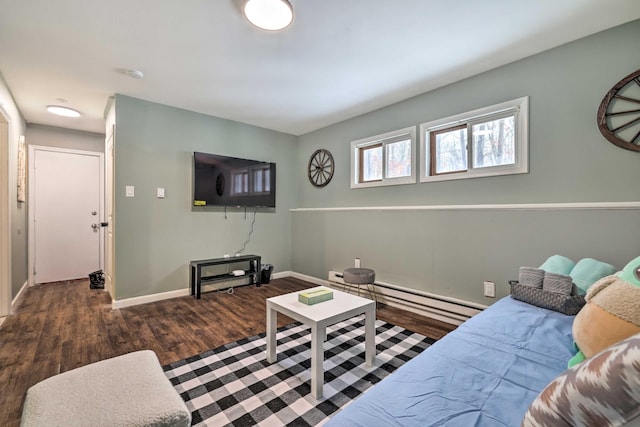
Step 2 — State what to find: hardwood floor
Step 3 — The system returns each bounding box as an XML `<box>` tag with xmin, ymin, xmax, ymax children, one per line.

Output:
<box><xmin>0</xmin><ymin>277</ymin><xmax>455</xmax><ymax>426</ymax></box>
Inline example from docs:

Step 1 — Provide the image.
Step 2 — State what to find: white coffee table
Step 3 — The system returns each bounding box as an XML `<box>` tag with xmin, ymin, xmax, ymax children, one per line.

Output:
<box><xmin>266</xmin><ymin>286</ymin><xmax>376</xmax><ymax>399</ymax></box>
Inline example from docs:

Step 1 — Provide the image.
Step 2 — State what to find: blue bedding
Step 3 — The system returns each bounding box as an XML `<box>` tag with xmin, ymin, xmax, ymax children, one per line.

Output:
<box><xmin>326</xmin><ymin>297</ymin><xmax>575</xmax><ymax>427</ymax></box>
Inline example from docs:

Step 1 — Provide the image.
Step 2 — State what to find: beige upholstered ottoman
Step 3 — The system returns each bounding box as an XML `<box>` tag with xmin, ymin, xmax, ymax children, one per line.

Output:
<box><xmin>21</xmin><ymin>350</ymin><xmax>191</xmax><ymax>427</ymax></box>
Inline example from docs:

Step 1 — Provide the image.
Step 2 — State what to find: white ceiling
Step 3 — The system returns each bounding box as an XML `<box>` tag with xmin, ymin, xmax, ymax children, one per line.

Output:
<box><xmin>1</xmin><ymin>0</ymin><xmax>639</xmax><ymax>136</ymax></box>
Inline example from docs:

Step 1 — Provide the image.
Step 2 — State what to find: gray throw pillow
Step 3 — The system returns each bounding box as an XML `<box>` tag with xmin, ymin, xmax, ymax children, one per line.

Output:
<box><xmin>522</xmin><ymin>333</ymin><xmax>640</xmax><ymax>427</ymax></box>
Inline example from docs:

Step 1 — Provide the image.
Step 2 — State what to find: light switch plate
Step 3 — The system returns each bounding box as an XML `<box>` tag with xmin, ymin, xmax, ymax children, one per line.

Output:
<box><xmin>157</xmin><ymin>188</ymin><xmax>165</xmax><ymax>198</ymax></box>
<box><xmin>125</xmin><ymin>185</ymin><xmax>134</xmax><ymax>197</ymax></box>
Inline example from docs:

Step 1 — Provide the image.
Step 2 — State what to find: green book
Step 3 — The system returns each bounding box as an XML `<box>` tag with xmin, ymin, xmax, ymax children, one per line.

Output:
<box><xmin>298</xmin><ymin>289</ymin><xmax>333</xmax><ymax>305</ymax></box>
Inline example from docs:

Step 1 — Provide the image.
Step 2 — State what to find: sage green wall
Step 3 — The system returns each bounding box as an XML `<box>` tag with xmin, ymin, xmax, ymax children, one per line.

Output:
<box><xmin>113</xmin><ymin>95</ymin><xmax>297</xmax><ymax>299</ymax></box>
<box><xmin>26</xmin><ymin>124</ymin><xmax>104</xmax><ymax>153</ymax></box>
<box><xmin>293</xmin><ymin>20</ymin><xmax>640</xmax><ymax>304</ymax></box>
<box><xmin>0</xmin><ymin>72</ymin><xmax>27</xmax><ymax>300</ymax></box>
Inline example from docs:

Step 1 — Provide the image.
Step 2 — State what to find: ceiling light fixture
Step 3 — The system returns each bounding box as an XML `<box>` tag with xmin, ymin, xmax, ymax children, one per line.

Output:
<box><xmin>115</xmin><ymin>68</ymin><xmax>145</xmax><ymax>79</ymax></box>
<box><xmin>243</xmin><ymin>0</ymin><xmax>293</xmax><ymax>31</ymax></box>
<box><xmin>46</xmin><ymin>105</ymin><xmax>81</xmax><ymax>118</ymax></box>
<box><xmin>125</xmin><ymin>69</ymin><xmax>144</xmax><ymax>79</ymax></box>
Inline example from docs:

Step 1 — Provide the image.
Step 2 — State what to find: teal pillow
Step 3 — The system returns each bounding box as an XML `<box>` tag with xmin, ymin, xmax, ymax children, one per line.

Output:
<box><xmin>539</xmin><ymin>255</ymin><xmax>575</xmax><ymax>275</ymax></box>
<box><xmin>570</xmin><ymin>258</ymin><xmax>617</xmax><ymax>296</ymax></box>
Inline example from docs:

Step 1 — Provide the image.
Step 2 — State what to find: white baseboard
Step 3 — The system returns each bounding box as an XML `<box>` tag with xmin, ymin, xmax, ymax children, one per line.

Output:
<box><xmin>271</xmin><ymin>271</ymin><xmax>291</xmax><ymax>280</ymax></box>
<box><xmin>112</xmin><ymin>272</ymin><xmax>279</xmax><ymax>309</ymax></box>
<box><xmin>112</xmin><ymin>288</ymin><xmax>190</xmax><ymax>309</ymax></box>
<box><xmin>11</xmin><ymin>280</ymin><xmax>29</xmax><ymax>313</ymax></box>
<box><xmin>109</xmin><ymin>270</ymin><xmax>482</xmax><ymax>327</ymax></box>
<box><xmin>327</xmin><ymin>271</ymin><xmax>484</xmax><ymax>326</ymax></box>
<box><xmin>283</xmin><ymin>271</ymin><xmax>329</xmax><ymax>286</ymax></box>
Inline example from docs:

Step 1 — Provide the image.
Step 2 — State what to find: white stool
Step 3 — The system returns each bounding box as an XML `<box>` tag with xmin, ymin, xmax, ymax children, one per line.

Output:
<box><xmin>343</xmin><ymin>267</ymin><xmax>378</xmax><ymax>308</ymax></box>
<box><xmin>21</xmin><ymin>350</ymin><xmax>191</xmax><ymax>427</ymax></box>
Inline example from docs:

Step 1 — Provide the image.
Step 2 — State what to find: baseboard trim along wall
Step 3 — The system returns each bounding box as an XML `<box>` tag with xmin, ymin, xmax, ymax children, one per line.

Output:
<box><xmin>110</xmin><ymin>270</ymin><xmax>484</xmax><ymax>326</ymax></box>
<box><xmin>11</xmin><ymin>280</ymin><xmax>29</xmax><ymax>313</ymax></box>
<box><xmin>112</xmin><ymin>288</ymin><xmax>190</xmax><ymax>309</ymax></box>
<box><xmin>112</xmin><ymin>271</ymin><xmax>294</xmax><ymax>309</ymax></box>
<box><xmin>327</xmin><ymin>271</ymin><xmax>484</xmax><ymax>326</ymax></box>
<box><xmin>290</xmin><ymin>201</ymin><xmax>640</xmax><ymax>213</ymax></box>
<box><xmin>293</xmin><ymin>270</ymin><xmax>482</xmax><ymax>326</ymax></box>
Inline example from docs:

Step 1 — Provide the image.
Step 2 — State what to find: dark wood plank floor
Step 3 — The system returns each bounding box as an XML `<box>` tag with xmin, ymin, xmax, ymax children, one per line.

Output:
<box><xmin>0</xmin><ymin>277</ymin><xmax>455</xmax><ymax>426</ymax></box>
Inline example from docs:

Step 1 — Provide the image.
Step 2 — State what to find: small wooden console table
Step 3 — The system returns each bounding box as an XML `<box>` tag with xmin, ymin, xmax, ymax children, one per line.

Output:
<box><xmin>190</xmin><ymin>254</ymin><xmax>261</xmax><ymax>299</ymax></box>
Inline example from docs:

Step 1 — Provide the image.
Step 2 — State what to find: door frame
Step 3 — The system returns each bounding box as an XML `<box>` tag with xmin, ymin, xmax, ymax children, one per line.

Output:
<box><xmin>0</xmin><ymin>106</ymin><xmax>11</xmax><ymax>316</ymax></box>
<box><xmin>104</xmin><ymin>125</ymin><xmax>115</xmax><ymax>298</ymax></box>
<box><xmin>28</xmin><ymin>145</ymin><xmax>105</xmax><ymax>286</ymax></box>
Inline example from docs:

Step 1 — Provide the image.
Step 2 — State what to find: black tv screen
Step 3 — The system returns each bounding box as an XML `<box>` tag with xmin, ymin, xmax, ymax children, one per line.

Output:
<box><xmin>193</xmin><ymin>152</ymin><xmax>276</xmax><ymax>207</ymax></box>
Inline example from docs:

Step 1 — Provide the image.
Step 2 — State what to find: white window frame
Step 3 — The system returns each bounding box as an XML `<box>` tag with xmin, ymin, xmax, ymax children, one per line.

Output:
<box><xmin>350</xmin><ymin>126</ymin><xmax>416</xmax><ymax>189</ymax></box>
<box><xmin>419</xmin><ymin>96</ymin><xmax>529</xmax><ymax>183</ymax></box>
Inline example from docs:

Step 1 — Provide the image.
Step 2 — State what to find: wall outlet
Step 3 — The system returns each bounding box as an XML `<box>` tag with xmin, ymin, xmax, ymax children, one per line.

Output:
<box><xmin>223</xmin><ymin>254</ymin><xmax>230</xmax><ymax>258</ymax></box>
<box><xmin>483</xmin><ymin>281</ymin><xmax>496</xmax><ymax>298</ymax></box>
<box><xmin>355</xmin><ymin>258</ymin><xmax>361</xmax><ymax>268</ymax></box>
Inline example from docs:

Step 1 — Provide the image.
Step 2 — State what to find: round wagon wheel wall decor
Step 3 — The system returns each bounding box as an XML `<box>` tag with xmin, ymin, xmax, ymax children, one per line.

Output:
<box><xmin>597</xmin><ymin>68</ymin><xmax>640</xmax><ymax>152</ymax></box>
<box><xmin>308</xmin><ymin>149</ymin><xmax>334</xmax><ymax>187</ymax></box>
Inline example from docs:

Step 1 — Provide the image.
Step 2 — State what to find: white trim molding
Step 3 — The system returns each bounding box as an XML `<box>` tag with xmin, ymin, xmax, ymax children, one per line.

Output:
<box><xmin>112</xmin><ymin>288</ymin><xmax>191</xmax><ymax>309</ymax></box>
<box><xmin>11</xmin><ymin>280</ymin><xmax>29</xmax><ymax>312</ymax></box>
<box><xmin>350</xmin><ymin>126</ymin><xmax>417</xmax><ymax>189</ymax></box>
<box><xmin>113</xmin><ymin>272</ymin><xmax>293</xmax><ymax>309</ymax></box>
<box><xmin>109</xmin><ymin>270</ymin><xmax>484</xmax><ymax>326</ymax></box>
<box><xmin>0</xmin><ymin>106</ymin><xmax>12</xmax><ymax>317</ymax></box>
<box><xmin>291</xmin><ymin>201</ymin><xmax>640</xmax><ymax>213</ymax></box>
<box><xmin>327</xmin><ymin>270</ymin><xmax>484</xmax><ymax>326</ymax></box>
<box><xmin>275</xmin><ymin>270</ymin><xmax>484</xmax><ymax>326</ymax></box>
<box><xmin>420</xmin><ymin>96</ymin><xmax>529</xmax><ymax>182</ymax></box>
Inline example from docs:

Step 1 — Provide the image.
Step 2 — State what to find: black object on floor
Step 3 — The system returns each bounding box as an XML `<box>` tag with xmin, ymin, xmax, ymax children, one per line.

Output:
<box><xmin>260</xmin><ymin>264</ymin><xmax>274</xmax><ymax>284</ymax></box>
<box><xmin>89</xmin><ymin>270</ymin><xmax>105</xmax><ymax>289</ymax></box>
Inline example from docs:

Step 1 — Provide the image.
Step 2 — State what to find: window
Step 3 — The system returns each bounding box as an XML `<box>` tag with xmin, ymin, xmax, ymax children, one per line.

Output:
<box><xmin>351</xmin><ymin>126</ymin><xmax>416</xmax><ymax>188</ymax></box>
<box><xmin>420</xmin><ymin>97</ymin><xmax>528</xmax><ymax>182</ymax></box>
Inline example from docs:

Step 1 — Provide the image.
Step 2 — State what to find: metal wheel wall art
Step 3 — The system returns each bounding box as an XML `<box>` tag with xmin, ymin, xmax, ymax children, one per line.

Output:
<box><xmin>307</xmin><ymin>149</ymin><xmax>334</xmax><ymax>187</ymax></box>
<box><xmin>597</xmin><ymin>68</ymin><xmax>640</xmax><ymax>152</ymax></box>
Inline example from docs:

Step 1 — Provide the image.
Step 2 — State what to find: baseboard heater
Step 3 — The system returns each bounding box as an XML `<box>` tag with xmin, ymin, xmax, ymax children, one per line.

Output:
<box><xmin>328</xmin><ymin>271</ymin><xmax>485</xmax><ymax>326</ymax></box>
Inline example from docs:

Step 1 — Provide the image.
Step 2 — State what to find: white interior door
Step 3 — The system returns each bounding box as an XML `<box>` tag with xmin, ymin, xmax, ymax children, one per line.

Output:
<box><xmin>105</xmin><ymin>127</ymin><xmax>115</xmax><ymax>297</ymax></box>
<box><xmin>30</xmin><ymin>147</ymin><xmax>104</xmax><ymax>284</ymax></box>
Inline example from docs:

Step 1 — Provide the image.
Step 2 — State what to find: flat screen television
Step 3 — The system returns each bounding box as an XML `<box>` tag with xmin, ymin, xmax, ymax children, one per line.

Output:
<box><xmin>193</xmin><ymin>152</ymin><xmax>276</xmax><ymax>207</ymax></box>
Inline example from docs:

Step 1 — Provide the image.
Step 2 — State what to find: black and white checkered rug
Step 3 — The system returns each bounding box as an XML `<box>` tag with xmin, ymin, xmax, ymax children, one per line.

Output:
<box><xmin>163</xmin><ymin>317</ymin><xmax>435</xmax><ymax>426</ymax></box>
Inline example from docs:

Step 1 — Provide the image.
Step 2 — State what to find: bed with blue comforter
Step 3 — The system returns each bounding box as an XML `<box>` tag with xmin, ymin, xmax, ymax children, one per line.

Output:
<box><xmin>326</xmin><ymin>296</ymin><xmax>575</xmax><ymax>427</ymax></box>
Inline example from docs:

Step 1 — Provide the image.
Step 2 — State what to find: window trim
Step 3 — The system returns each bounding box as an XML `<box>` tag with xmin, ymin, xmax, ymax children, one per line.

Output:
<box><xmin>358</xmin><ymin>143</ymin><xmax>382</xmax><ymax>183</ymax></box>
<box><xmin>419</xmin><ymin>97</ymin><xmax>529</xmax><ymax>183</ymax></box>
<box><xmin>351</xmin><ymin>126</ymin><xmax>416</xmax><ymax>189</ymax></box>
<box><xmin>430</xmin><ymin>123</ymin><xmax>468</xmax><ymax>176</ymax></box>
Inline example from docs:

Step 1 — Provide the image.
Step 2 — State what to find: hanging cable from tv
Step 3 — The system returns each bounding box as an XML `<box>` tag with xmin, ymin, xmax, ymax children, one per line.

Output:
<box><xmin>234</xmin><ymin>207</ymin><xmax>258</xmax><ymax>256</ymax></box>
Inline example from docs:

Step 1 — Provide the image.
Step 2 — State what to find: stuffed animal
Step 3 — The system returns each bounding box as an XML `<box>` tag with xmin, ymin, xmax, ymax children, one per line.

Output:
<box><xmin>569</xmin><ymin>256</ymin><xmax>640</xmax><ymax>367</ymax></box>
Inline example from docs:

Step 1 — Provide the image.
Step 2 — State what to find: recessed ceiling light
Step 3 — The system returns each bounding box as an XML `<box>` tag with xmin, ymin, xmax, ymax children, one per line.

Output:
<box><xmin>46</xmin><ymin>105</ymin><xmax>81</xmax><ymax>118</ymax></box>
<box><xmin>116</xmin><ymin>68</ymin><xmax>145</xmax><ymax>79</ymax></box>
<box><xmin>125</xmin><ymin>69</ymin><xmax>144</xmax><ymax>79</ymax></box>
<box><xmin>243</xmin><ymin>0</ymin><xmax>293</xmax><ymax>31</ymax></box>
